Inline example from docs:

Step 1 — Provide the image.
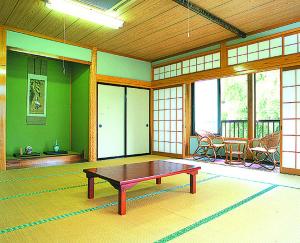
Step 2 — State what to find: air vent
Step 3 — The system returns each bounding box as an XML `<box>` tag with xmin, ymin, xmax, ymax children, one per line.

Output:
<box><xmin>77</xmin><ymin>0</ymin><xmax>133</xmax><ymax>11</ymax></box>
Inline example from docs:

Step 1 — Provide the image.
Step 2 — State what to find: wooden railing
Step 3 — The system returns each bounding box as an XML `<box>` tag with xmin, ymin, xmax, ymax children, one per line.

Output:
<box><xmin>221</xmin><ymin>119</ymin><xmax>280</xmax><ymax>138</ymax></box>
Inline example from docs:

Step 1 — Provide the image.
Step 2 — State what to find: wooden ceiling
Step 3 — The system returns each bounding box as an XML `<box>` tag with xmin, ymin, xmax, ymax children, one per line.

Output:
<box><xmin>0</xmin><ymin>0</ymin><xmax>300</xmax><ymax>61</ymax></box>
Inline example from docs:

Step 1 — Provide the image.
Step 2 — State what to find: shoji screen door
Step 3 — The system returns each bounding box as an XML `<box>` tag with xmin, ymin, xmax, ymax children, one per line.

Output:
<box><xmin>153</xmin><ymin>85</ymin><xmax>184</xmax><ymax>156</ymax></box>
<box><xmin>281</xmin><ymin>67</ymin><xmax>300</xmax><ymax>174</ymax></box>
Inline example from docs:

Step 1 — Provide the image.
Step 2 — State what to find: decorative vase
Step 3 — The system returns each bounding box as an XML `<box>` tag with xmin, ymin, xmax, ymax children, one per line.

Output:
<box><xmin>53</xmin><ymin>140</ymin><xmax>60</xmax><ymax>152</ymax></box>
<box><xmin>25</xmin><ymin>146</ymin><xmax>33</xmax><ymax>155</ymax></box>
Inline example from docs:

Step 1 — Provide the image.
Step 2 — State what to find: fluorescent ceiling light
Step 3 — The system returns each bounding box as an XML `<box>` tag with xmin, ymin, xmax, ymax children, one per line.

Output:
<box><xmin>46</xmin><ymin>0</ymin><xmax>124</xmax><ymax>29</ymax></box>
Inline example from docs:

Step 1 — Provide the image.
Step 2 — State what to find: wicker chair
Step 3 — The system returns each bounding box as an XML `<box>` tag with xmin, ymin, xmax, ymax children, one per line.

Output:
<box><xmin>193</xmin><ymin>130</ymin><xmax>225</xmax><ymax>162</ymax></box>
<box><xmin>246</xmin><ymin>132</ymin><xmax>280</xmax><ymax>170</ymax></box>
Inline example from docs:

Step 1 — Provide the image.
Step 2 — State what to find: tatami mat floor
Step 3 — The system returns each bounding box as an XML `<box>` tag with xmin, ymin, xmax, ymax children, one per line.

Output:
<box><xmin>0</xmin><ymin>155</ymin><xmax>299</xmax><ymax>243</ymax></box>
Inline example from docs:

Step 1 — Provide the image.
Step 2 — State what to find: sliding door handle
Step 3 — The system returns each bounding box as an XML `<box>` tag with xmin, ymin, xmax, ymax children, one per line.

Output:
<box><xmin>146</xmin><ymin>124</ymin><xmax>149</xmax><ymax>127</ymax></box>
<box><xmin>99</xmin><ymin>124</ymin><xmax>102</xmax><ymax>128</ymax></box>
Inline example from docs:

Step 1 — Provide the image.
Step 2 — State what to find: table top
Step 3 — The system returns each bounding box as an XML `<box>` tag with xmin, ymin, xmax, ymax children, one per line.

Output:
<box><xmin>224</xmin><ymin>140</ymin><xmax>247</xmax><ymax>144</ymax></box>
<box><xmin>83</xmin><ymin>160</ymin><xmax>201</xmax><ymax>185</ymax></box>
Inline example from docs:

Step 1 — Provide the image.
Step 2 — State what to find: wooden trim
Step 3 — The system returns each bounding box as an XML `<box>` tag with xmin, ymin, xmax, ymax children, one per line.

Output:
<box><xmin>152</xmin><ymin>151</ymin><xmax>183</xmax><ymax>159</ymax></box>
<box><xmin>96</xmin><ymin>74</ymin><xmax>151</xmax><ymax>88</ymax></box>
<box><xmin>0</xmin><ymin>28</ymin><xmax>6</xmax><ymax>170</ymax></box>
<box><xmin>89</xmin><ymin>48</ymin><xmax>97</xmax><ymax>162</ymax></box>
<box><xmin>151</xmin><ymin>52</ymin><xmax>300</xmax><ymax>88</ymax></box>
<box><xmin>184</xmin><ymin>83</ymin><xmax>191</xmax><ymax>157</ymax></box>
<box><xmin>220</xmin><ymin>42</ymin><xmax>227</xmax><ymax>68</ymax></box>
<box><xmin>182</xmin><ymin>84</ymin><xmax>186</xmax><ymax>157</ymax></box>
<box><xmin>280</xmin><ymin>167</ymin><xmax>300</xmax><ymax>175</ymax></box>
<box><xmin>8</xmin><ymin>47</ymin><xmax>91</xmax><ymax>65</ymax></box>
<box><xmin>280</xmin><ymin>68</ymin><xmax>283</xmax><ymax>171</ymax></box>
<box><xmin>152</xmin><ymin>49</ymin><xmax>221</xmax><ymax>69</ymax></box>
<box><xmin>247</xmin><ymin>74</ymin><xmax>254</xmax><ymax>139</ymax></box>
<box><xmin>150</xmin><ymin>89</ymin><xmax>154</xmax><ymax>154</ymax></box>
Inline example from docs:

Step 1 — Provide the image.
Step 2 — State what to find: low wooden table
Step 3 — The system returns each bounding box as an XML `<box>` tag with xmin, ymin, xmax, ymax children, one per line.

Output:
<box><xmin>83</xmin><ymin>160</ymin><xmax>201</xmax><ymax>215</ymax></box>
<box><xmin>224</xmin><ymin>140</ymin><xmax>247</xmax><ymax>164</ymax></box>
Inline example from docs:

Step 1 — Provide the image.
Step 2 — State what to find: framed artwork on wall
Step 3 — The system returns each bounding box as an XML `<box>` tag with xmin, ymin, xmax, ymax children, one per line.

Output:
<box><xmin>26</xmin><ymin>74</ymin><xmax>47</xmax><ymax>124</ymax></box>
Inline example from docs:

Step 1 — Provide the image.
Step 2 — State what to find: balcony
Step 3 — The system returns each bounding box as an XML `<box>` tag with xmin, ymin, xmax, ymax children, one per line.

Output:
<box><xmin>221</xmin><ymin>119</ymin><xmax>280</xmax><ymax>138</ymax></box>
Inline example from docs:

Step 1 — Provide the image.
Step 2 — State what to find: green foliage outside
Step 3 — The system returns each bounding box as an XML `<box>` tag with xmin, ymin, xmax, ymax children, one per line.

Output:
<box><xmin>220</xmin><ymin>71</ymin><xmax>280</xmax><ymax>138</ymax></box>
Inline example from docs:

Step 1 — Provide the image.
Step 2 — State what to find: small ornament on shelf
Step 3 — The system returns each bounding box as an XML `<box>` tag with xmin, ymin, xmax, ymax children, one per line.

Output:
<box><xmin>25</xmin><ymin>146</ymin><xmax>33</xmax><ymax>155</ymax></box>
<box><xmin>53</xmin><ymin>139</ymin><xmax>60</xmax><ymax>153</ymax></box>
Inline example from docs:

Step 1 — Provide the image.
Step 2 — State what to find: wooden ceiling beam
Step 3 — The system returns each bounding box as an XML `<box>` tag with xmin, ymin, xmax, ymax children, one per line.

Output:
<box><xmin>172</xmin><ymin>0</ymin><xmax>247</xmax><ymax>38</ymax></box>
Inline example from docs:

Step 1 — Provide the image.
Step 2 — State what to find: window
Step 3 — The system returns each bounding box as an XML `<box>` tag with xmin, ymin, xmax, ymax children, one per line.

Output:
<box><xmin>220</xmin><ymin>75</ymin><xmax>248</xmax><ymax>138</ymax></box>
<box><xmin>255</xmin><ymin>70</ymin><xmax>280</xmax><ymax>138</ymax></box>
<box><xmin>193</xmin><ymin>79</ymin><xmax>219</xmax><ymax>134</ymax></box>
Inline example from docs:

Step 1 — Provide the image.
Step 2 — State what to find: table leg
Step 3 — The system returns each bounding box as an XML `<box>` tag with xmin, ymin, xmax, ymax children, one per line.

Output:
<box><xmin>118</xmin><ymin>188</ymin><xmax>126</xmax><ymax>215</ymax></box>
<box><xmin>88</xmin><ymin>177</ymin><xmax>94</xmax><ymax>199</ymax></box>
<box><xmin>190</xmin><ymin>173</ymin><xmax>197</xmax><ymax>194</ymax></box>
<box><xmin>225</xmin><ymin>144</ymin><xmax>228</xmax><ymax>163</ymax></box>
<box><xmin>156</xmin><ymin>177</ymin><xmax>161</xmax><ymax>184</ymax></box>
<box><xmin>238</xmin><ymin>144</ymin><xmax>241</xmax><ymax>161</ymax></box>
<box><xmin>230</xmin><ymin>145</ymin><xmax>233</xmax><ymax>164</ymax></box>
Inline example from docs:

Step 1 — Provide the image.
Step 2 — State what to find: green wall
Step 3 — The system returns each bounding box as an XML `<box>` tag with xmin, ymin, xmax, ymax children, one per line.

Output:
<box><xmin>71</xmin><ymin>63</ymin><xmax>89</xmax><ymax>157</ymax></box>
<box><xmin>97</xmin><ymin>51</ymin><xmax>151</xmax><ymax>81</ymax></box>
<box><xmin>7</xmin><ymin>31</ymin><xmax>92</xmax><ymax>62</ymax></box>
<box><xmin>6</xmin><ymin>52</ymin><xmax>71</xmax><ymax>156</ymax></box>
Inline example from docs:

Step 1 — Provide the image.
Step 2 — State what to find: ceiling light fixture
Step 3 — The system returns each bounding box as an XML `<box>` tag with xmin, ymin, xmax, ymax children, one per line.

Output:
<box><xmin>46</xmin><ymin>0</ymin><xmax>124</xmax><ymax>29</ymax></box>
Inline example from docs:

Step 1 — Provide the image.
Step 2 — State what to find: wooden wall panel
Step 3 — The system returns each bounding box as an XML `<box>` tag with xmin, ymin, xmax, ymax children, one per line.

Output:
<box><xmin>96</xmin><ymin>74</ymin><xmax>151</xmax><ymax>88</ymax></box>
<box><xmin>89</xmin><ymin>48</ymin><xmax>97</xmax><ymax>162</ymax></box>
<box><xmin>0</xmin><ymin>27</ymin><xmax>6</xmax><ymax>170</ymax></box>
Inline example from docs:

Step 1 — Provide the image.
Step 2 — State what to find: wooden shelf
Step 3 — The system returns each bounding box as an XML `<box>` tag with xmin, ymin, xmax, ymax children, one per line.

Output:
<box><xmin>6</xmin><ymin>151</ymin><xmax>85</xmax><ymax>169</ymax></box>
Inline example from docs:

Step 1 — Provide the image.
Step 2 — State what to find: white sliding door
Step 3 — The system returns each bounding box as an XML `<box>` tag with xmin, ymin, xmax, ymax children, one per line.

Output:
<box><xmin>98</xmin><ymin>84</ymin><xmax>125</xmax><ymax>159</ymax></box>
<box><xmin>126</xmin><ymin>88</ymin><xmax>150</xmax><ymax>155</ymax></box>
<box><xmin>281</xmin><ymin>67</ymin><xmax>300</xmax><ymax>174</ymax></box>
<box><xmin>153</xmin><ymin>85</ymin><xmax>184</xmax><ymax>155</ymax></box>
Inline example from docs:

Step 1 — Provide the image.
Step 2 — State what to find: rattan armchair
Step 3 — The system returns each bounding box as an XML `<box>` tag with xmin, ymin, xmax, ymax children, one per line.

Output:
<box><xmin>246</xmin><ymin>132</ymin><xmax>280</xmax><ymax>170</ymax></box>
<box><xmin>193</xmin><ymin>130</ymin><xmax>225</xmax><ymax>162</ymax></box>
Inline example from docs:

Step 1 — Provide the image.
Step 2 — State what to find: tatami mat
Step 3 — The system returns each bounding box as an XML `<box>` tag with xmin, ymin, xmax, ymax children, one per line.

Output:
<box><xmin>0</xmin><ymin>155</ymin><xmax>299</xmax><ymax>243</ymax></box>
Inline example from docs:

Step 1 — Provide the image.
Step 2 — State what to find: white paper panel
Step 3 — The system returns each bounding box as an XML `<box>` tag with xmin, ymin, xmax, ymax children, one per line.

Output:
<box><xmin>282</xmin><ymin>136</ymin><xmax>295</xmax><ymax>151</ymax></box>
<box><xmin>282</xmin><ymin>87</ymin><xmax>295</xmax><ymax>102</ymax></box>
<box><xmin>165</xmin><ymin>99</ymin><xmax>170</xmax><ymax>109</ymax></box>
<box><xmin>171</xmin><ymin>110</ymin><xmax>176</xmax><ymax>120</ymax></box>
<box><xmin>171</xmin><ymin>132</ymin><xmax>176</xmax><ymax>142</ymax></box>
<box><xmin>171</xmin><ymin>121</ymin><xmax>176</xmax><ymax>131</ymax></box>
<box><xmin>282</xmin><ymin>70</ymin><xmax>296</xmax><ymax>86</ymax></box>
<box><xmin>165</xmin><ymin>132</ymin><xmax>170</xmax><ymax>142</ymax></box>
<box><xmin>171</xmin><ymin>88</ymin><xmax>176</xmax><ymax>98</ymax></box>
<box><xmin>282</xmin><ymin>152</ymin><xmax>295</xmax><ymax>168</ymax></box>
<box><xmin>165</xmin><ymin>143</ymin><xmax>170</xmax><ymax>153</ymax></box>
<box><xmin>153</xmin><ymin>141</ymin><xmax>158</xmax><ymax>151</ymax></box>
<box><xmin>297</xmin><ymin>153</ymin><xmax>300</xmax><ymax>169</ymax></box>
<box><xmin>282</xmin><ymin>103</ymin><xmax>296</xmax><ymax>118</ymax></box>
<box><xmin>154</xmin><ymin>100</ymin><xmax>158</xmax><ymax>110</ymax></box>
<box><xmin>171</xmin><ymin>99</ymin><xmax>176</xmax><ymax>109</ymax></box>
<box><xmin>158</xmin><ymin>89</ymin><xmax>164</xmax><ymax>99</ymax></box>
<box><xmin>282</xmin><ymin>120</ymin><xmax>296</xmax><ymax>135</ymax></box>
<box><xmin>159</xmin><ymin>131</ymin><xmax>164</xmax><ymax>143</ymax></box>
<box><xmin>177</xmin><ymin>132</ymin><xmax>182</xmax><ymax>142</ymax></box>
<box><xmin>177</xmin><ymin>143</ymin><xmax>182</xmax><ymax>154</ymax></box>
<box><xmin>154</xmin><ymin>131</ymin><xmax>158</xmax><ymax>141</ymax></box>
<box><xmin>154</xmin><ymin>121</ymin><xmax>158</xmax><ymax>131</ymax></box>
<box><xmin>171</xmin><ymin>143</ymin><xmax>177</xmax><ymax>153</ymax></box>
<box><xmin>154</xmin><ymin>90</ymin><xmax>158</xmax><ymax>100</ymax></box>
<box><xmin>159</xmin><ymin>142</ymin><xmax>165</xmax><ymax>152</ymax></box>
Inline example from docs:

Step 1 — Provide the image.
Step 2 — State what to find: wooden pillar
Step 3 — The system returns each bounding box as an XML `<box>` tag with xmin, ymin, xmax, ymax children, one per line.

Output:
<box><xmin>184</xmin><ymin>83</ymin><xmax>191</xmax><ymax>157</ymax></box>
<box><xmin>247</xmin><ymin>73</ymin><xmax>254</xmax><ymax>140</ymax></box>
<box><xmin>0</xmin><ymin>27</ymin><xmax>6</xmax><ymax>170</ymax></box>
<box><xmin>88</xmin><ymin>48</ymin><xmax>97</xmax><ymax>162</ymax></box>
<box><xmin>220</xmin><ymin>42</ymin><xmax>228</xmax><ymax>68</ymax></box>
